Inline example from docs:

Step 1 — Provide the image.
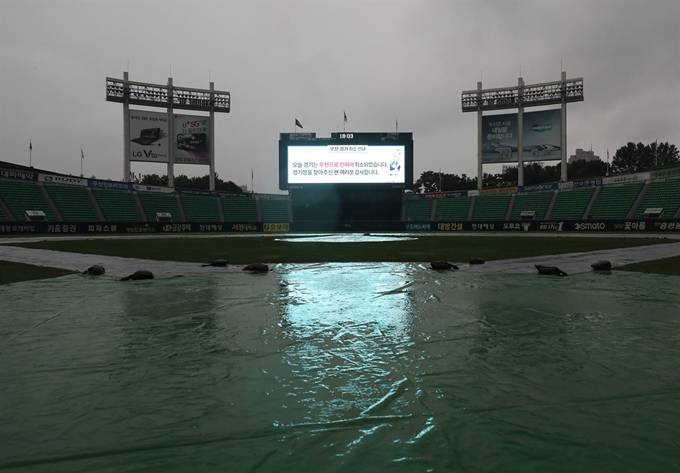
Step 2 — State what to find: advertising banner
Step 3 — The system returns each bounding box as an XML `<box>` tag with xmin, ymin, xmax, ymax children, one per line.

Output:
<box><xmin>89</xmin><ymin>179</ymin><xmax>132</xmax><ymax>191</ymax></box>
<box><xmin>0</xmin><ymin>169</ymin><xmax>37</xmax><ymax>181</ymax></box>
<box><xmin>129</xmin><ymin>111</ymin><xmax>209</xmax><ymax>165</ymax></box>
<box><xmin>129</xmin><ymin>110</ymin><xmax>169</xmax><ymax>163</ymax></box>
<box><xmin>482</xmin><ymin>113</ymin><xmax>518</xmax><ymax>163</ymax></box>
<box><xmin>479</xmin><ymin>186</ymin><xmax>518</xmax><ymax>195</ymax></box>
<box><xmin>650</xmin><ymin>168</ymin><xmax>680</xmax><ymax>180</ymax></box>
<box><xmin>173</xmin><ymin>114</ymin><xmax>210</xmax><ymax>165</ymax></box>
<box><xmin>482</xmin><ymin>109</ymin><xmax>561</xmax><ymax>163</ymax></box>
<box><xmin>522</xmin><ymin>109</ymin><xmax>562</xmax><ymax>162</ymax></box>
<box><xmin>518</xmin><ymin>182</ymin><xmax>558</xmax><ymax>193</ymax></box>
<box><xmin>132</xmin><ymin>184</ymin><xmax>174</xmax><ymax>194</ymax></box>
<box><xmin>39</xmin><ymin>174</ymin><xmax>87</xmax><ymax>186</ymax></box>
<box><xmin>602</xmin><ymin>171</ymin><xmax>649</xmax><ymax>185</ymax></box>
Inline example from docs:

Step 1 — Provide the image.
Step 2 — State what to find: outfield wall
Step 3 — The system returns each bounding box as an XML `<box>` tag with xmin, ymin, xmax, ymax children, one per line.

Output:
<box><xmin>1</xmin><ymin>219</ymin><xmax>678</xmax><ymax>235</ymax></box>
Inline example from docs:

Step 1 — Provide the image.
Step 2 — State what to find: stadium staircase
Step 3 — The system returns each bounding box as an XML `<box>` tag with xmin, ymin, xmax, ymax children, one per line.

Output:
<box><xmin>472</xmin><ymin>194</ymin><xmax>511</xmax><ymax>221</ymax></box>
<box><xmin>180</xmin><ymin>194</ymin><xmax>221</xmax><ymax>222</ymax></box>
<box><xmin>633</xmin><ymin>178</ymin><xmax>680</xmax><ymax>218</ymax></box>
<box><xmin>0</xmin><ymin>198</ymin><xmax>13</xmax><ymax>221</ymax></box>
<box><xmin>92</xmin><ymin>188</ymin><xmax>143</xmax><ymax>222</ymax></box>
<box><xmin>44</xmin><ymin>183</ymin><xmax>99</xmax><ymax>221</ymax></box>
<box><xmin>510</xmin><ymin>191</ymin><xmax>554</xmax><ymax>220</ymax></box>
<box><xmin>588</xmin><ymin>182</ymin><xmax>644</xmax><ymax>219</ymax></box>
<box><xmin>221</xmin><ymin>196</ymin><xmax>257</xmax><ymax>222</ymax></box>
<box><xmin>435</xmin><ymin>196</ymin><xmax>472</xmax><ymax>221</ymax></box>
<box><xmin>0</xmin><ymin>180</ymin><xmax>56</xmax><ymax>221</ymax></box>
<box><xmin>549</xmin><ymin>187</ymin><xmax>596</xmax><ymax>220</ymax></box>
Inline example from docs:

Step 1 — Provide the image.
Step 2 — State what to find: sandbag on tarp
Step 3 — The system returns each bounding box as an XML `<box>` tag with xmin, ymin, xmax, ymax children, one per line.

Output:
<box><xmin>120</xmin><ymin>270</ymin><xmax>155</xmax><ymax>281</ymax></box>
<box><xmin>591</xmin><ymin>260</ymin><xmax>612</xmax><ymax>271</ymax></box>
<box><xmin>201</xmin><ymin>259</ymin><xmax>228</xmax><ymax>267</ymax></box>
<box><xmin>83</xmin><ymin>265</ymin><xmax>105</xmax><ymax>276</ymax></box>
<box><xmin>430</xmin><ymin>261</ymin><xmax>459</xmax><ymax>270</ymax></box>
<box><xmin>535</xmin><ymin>265</ymin><xmax>568</xmax><ymax>277</ymax></box>
<box><xmin>469</xmin><ymin>258</ymin><xmax>485</xmax><ymax>265</ymax></box>
<box><xmin>243</xmin><ymin>263</ymin><xmax>269</xmax><ymax>272</ymax></box>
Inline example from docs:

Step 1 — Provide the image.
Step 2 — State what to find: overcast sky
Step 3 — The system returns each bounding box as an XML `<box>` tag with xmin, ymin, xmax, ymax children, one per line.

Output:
<box><xmin>1</xmin><ymin>0</ymin><xmax>678</xmax><ymax>193</ymax></box>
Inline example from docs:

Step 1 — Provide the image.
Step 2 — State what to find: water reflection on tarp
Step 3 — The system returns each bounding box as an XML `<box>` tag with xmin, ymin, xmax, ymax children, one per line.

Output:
<box><xmin>277</xmin><ymin>263</ymin><xmax>415</xmax><ymax>419</ymax></box>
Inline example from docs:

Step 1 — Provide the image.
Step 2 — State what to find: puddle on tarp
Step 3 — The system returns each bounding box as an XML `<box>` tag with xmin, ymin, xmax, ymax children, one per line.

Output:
<box><xmin>1</xmin><ymin>265</ymin><xmax>679</xmax><ymax>473</ymax></box>
<box><xmin>275</xmin><ymin>233</ymin><xmax>418</xmax><ymax>243</ymax></box>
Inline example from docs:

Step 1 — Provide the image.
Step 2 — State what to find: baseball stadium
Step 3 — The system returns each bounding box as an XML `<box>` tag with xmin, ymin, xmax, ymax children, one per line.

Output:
<box><xmin>1</xmin><ymin>73</ymin><xmax>679</xmax><ymax>473</ymax></box>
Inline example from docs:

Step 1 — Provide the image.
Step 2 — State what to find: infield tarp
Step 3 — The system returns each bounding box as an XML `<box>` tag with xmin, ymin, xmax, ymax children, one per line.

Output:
<box><xmin>1</xmin><ymin>265</ymin><xmax>679</xmax><ymax>473</ymax></box>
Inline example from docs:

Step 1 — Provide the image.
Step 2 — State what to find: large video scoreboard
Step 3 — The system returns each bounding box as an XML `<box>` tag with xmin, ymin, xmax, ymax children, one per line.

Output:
<box><xmin>279</xmin><ymin>132</ymin><xmax>414</xmax><ymax>190</ymax></box>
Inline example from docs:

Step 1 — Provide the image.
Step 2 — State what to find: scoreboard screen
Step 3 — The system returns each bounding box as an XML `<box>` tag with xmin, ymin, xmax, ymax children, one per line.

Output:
<box><xmin>279</xmin><ymin>132</ymin><xmax>413</xmax><ymax>190</ymax></box>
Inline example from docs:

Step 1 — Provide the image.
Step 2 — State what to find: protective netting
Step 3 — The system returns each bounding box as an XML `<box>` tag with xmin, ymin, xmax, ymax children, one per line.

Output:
<box><xmin>1</xmin><ymin>265</ymin><xmax>679</xmax><ymax>472</ymax></box>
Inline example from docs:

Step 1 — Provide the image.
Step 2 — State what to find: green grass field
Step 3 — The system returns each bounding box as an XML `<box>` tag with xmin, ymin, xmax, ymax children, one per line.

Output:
<box><xmin>0</xmin><ymin>260</ymin><xmax>76</xmax><ymax>285</ymax></box>
<box><xmin>1</xmin><ymin>235</ymin><xmax>678</xmax><ymax>284</ymax></box>
<box><xmin>615</xmin><ymin>255</ymin><xmax>680</xmax><ymax>276</ymax></box>
<box><xmin>5</xmin><ymin>235</ymin><xmax>672</xmax><ymax>264</ymax></box>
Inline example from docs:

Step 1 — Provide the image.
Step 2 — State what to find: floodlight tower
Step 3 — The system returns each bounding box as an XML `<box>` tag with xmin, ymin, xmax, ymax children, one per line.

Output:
<box><xmin>462</xmin><ymin>72</ymin><xmax>583</xmax><ymax>189</ymax></box>
<box><xmin>106</xmin><ymin>72</ymin><xmax>230</xmax><ymax>190</ymax></box>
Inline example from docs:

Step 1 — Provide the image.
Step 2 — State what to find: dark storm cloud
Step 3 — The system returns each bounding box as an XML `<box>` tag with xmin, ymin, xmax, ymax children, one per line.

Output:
<box><xmin>1</xmin><ymin>0</ymin><xmax>678</xmax><ymax>193</ymax></box>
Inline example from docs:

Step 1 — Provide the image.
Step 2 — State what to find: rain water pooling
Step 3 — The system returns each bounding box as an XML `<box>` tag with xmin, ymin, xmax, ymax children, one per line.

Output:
<box><xmin>1</xmin><ymin>264</ymin><xmax>679</xmax><ymax>472</ymax></box>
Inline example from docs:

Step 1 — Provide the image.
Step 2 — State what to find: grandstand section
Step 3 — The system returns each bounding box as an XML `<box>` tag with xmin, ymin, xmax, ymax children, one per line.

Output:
<box><xmin>634</xmin><ymin>179</ymin><xmax>680</xmax><ymax>218</ymax></box>
<box><xmin>91</xmin><ymin>188</ymin><xmax>142</xmax><ymax>221</ymax></box>
<box><xmin>435</xmin><ymin>196</ymin><xmax>472</xmax><ymax>221</ymax></box>
<box><xmin>138</xmin><ymin>192</ymin><xmax>180</xmax><ymax>221</ymax></box>
<box><xmin>549</xmin><ymin>187</ymin><xmax>595</xmax><ymax>220</ymax></box>
<box><xmin>405</xmin><ymin>199</ymin><xmax>433</xmax><ymax>221</ymax></box>
<box><xmin>260</xmin><ymin>198</ymin><xmax>289</xmax><ymax>223</ymax></box>
<box><xmin>472</xmin><ymin>194</ymin><xmax>512</xmax><ymax>221</ymax></box>
<box><xmin>510</xmin><ymin>191</ymin><xmax>553</xmax><ymax>220</ymax></box>
<box><xmin>0</xmin><ymin>180</ymin><xmax>56</xmax><ymax>221</ymax></box>
<box><xmin>589</xmin><ymin>182</ymin><xmax>644</xmax><ymax>219</ymax></box>
<box><xmin>44</xmin><ymin>183</ymin><xmax>99</xmax><ymax>221</ymax></box>
<box><xmin>221</xmin><ymin>196</ymin><xmax>257</xmax><ymax>222</ymax></box>
<box><xmin>180</xmin><ymin>194</ymin><xmax>220</xmax><ymax>222</ymax></box>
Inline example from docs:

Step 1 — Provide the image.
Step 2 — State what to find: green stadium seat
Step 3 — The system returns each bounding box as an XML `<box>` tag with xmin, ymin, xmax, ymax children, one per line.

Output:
<box><xmin>510</xmin><ymin>191</ymin><xmax>553</xmax><ymax>220</ymax></box>
<box><xmin>405</xmin><ymin>199</ymin><xmax>433</xmax><ymax>221</ymax></box>
<box><xmin>259</xmin><ymin>198</ymin><xmax>289</xmax><ymax>222</ymax></box>
<box><xmin>92</xmin><ymin>188</ymin><xmax>142</xmax><ymax>221</ymax></box>
<box><xmin>44</xmin><ymin>183</ymin><xmax>98</xmax><ymax>221</ymax></box>
<box><xmin>138</xmin><ymin>192</ymin><xmax>180</xmax><ymax>221</ymax></box>
<box><xmin>0</xmin><ymin>180</ymin><xmax>55</xmax><ymax>221</ymax></box>
<box><xmin>472</xmin><ymin>194</ymin><xmax>511</xmax><ymax>221</ymax></box>
<box><xmin>180</xmin><ymin>194</ymin><xmax>220</xmax><ymax>222</ymax></box>
<box><xmin>589</xmin><ymin>182</ymin><xmax>644</xmax><ymax>219</ymax></box>
<box><xmin>221</xmin><ymin>196</ymin><xmax>257</xmax><ymax>222</ymax></box>
<box><xmin>634</xmin><ymin>179</ymin><xmax>680</xmax><ymax>218</ymax></box>
<box><xmin>550</xmin><ymin>187</ymin><xmax>595</xmax><ymax>220</ymax></box>
<box><xmin>435</xmin><ymin>196</ymin><xmax>472</xmax><ymax>221</ymax></box>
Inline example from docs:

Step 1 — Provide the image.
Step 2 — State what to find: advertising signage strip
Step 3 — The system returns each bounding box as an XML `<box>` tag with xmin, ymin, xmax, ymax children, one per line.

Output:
<box><xmin>650</xmin><ymin>168</ymin><xmax>680</xmax><ymax>180</ymax></box>
<box><xmin>602</xmin><ymin>171</ymin><xmax>650</xmax><ymax>185</ymax></box>
<box><xmin>132</xmin><ymin>184</ymin><xmax>175</xmax><ymax>194</ymax></box>
<box><xmin>89</xmin><ymin>179</ymin><xmax>133</xmax><ymax>191</ymax></box>
<box><xmin>0</xmin><ymin>169</ymin><xmax>37</xmax><ymax>181</ymax></box>
<box><xmin>39</xmin><ymin>174</ymin><xmax>88</xmax><ymax>186</ymax></box>
<box><xmin>288</xmin><ymin>145</ymin><xmax>406</xmax><ymax>185</ymax></box>
<box><xmin>0</xmin><ymin>219</ymin><xmax>679</xmax><ymax>235</ymax></box>
<box><xmin>519</xmin><ymin>182</ymin><xmax>558</xmax><ymax>193</ymax></box>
